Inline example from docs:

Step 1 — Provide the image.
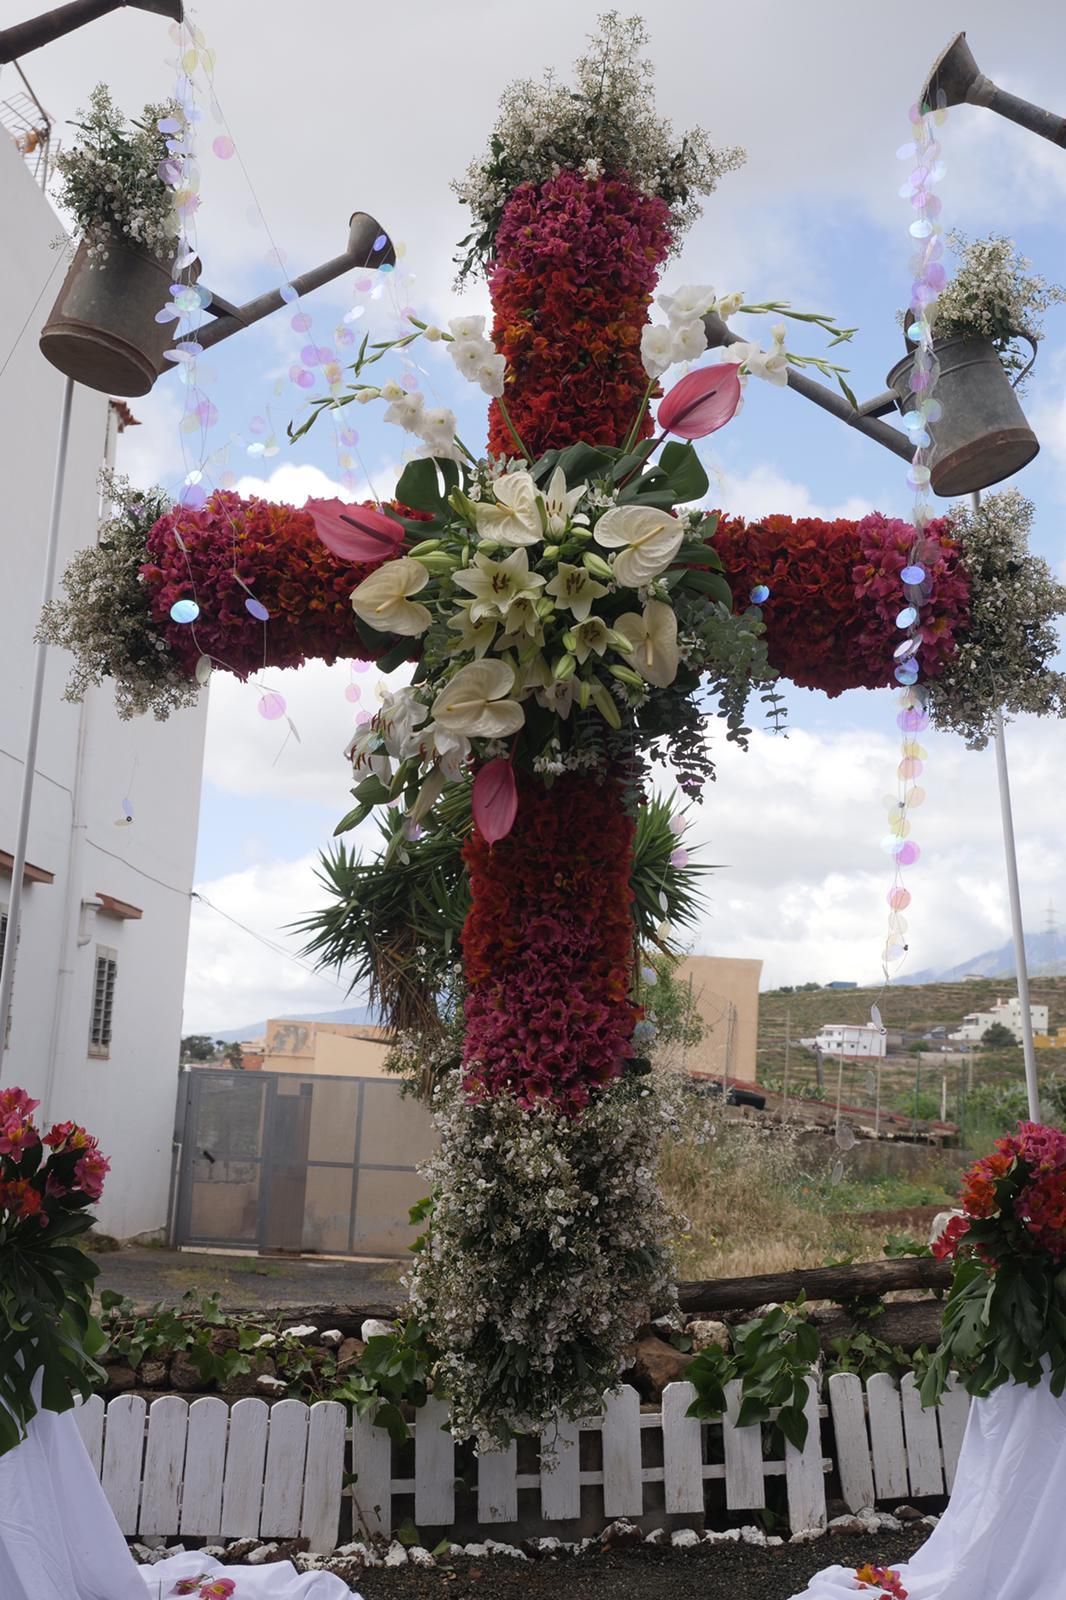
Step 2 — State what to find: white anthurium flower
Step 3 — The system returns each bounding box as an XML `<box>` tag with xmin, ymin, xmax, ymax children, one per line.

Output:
<box><xmin>431</xmin><ymin>659</ymin><xmax>525</xmax><ymax>739</ymax></box>
<box><xmin>473</xmin><ymin>469</ymin><xmax>543</xmax><ymax>547</ymax></box>
<box><xmin>350</xmin><ymin>556</ymin><xmax>433</xmax><ymax>637</ymax></box>
<box><xmin>657</xmin><ymin>284</ymin><xmax>717</xmax><ymax>324</ymax></box>
<box><xmin>544</xmin><ymin>561</ymin><xmax>607</xmax><ymax>622</ymax></box>
<box><xmin>615</xmin><ymin>600</ymin><xmax>681</xmax><ymax>688</ymax></box>
<box><xmin>378</xmin><ymin>686</ymin><xmax>430</xmax><ymax>758</ymax></box>
<box><xmin>543</xmin><ymin>466</ymin><xmax>588</xmax><ymax>535</ymax></box>
<box><xmin>447</xmin><ymin>603</ymin><xmax>498</xmax><ymax>658</ymax></box>
<box><xmin>449</xmin><ymin>315</ymin><xmax>486</xmax><ymax>341</ymax></box>
<box><xmin>383</xmin><ymin>389</ymin><xmax>426</xmax><ymax>433</ymax></box>
<box><xmin>454</xmin><ymin>546</ymin><xmax>546</xmax><ymax>623</ymax></box>
<box><xmin>476</xmin><ymin>351</ymin><xmax>507</xmax><ymax>398</ymax></box>
<box><xmin>640</xmin><ymin>322</ymin><xmax>675</xmax><ymax>380</ymax></box>
<box><xmin>594</xmin><ymin>504</ymin><xmax>685</xmax><ymax>588</ymax></box>
<box><xmin>671</xmin><ymin>319</ymin><xmax>708</xmax><ymax>363</ymax></box>
<box><xmin>570</xmin><ymin>616</ymin><xmax>612</xmax><ymax>662</ymax></box>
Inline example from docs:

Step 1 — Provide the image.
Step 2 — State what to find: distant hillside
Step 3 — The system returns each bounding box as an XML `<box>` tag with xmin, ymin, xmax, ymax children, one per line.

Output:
<box><xmin>898</xmin><ymin>930</ymin><xmax>1066</xmax><ymax>985</ymax></box>
<box><xmin>211</xmin><ymin>1004</ymin><xmax>376</xmax><ymax>1044</ymax></box>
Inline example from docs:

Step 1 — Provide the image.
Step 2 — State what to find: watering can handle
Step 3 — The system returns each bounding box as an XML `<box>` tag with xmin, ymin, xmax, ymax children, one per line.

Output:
<box><xmin>1011</xmin><ymin>331</ymin><xmax>1038</xmax><ymax>389</ymax></box>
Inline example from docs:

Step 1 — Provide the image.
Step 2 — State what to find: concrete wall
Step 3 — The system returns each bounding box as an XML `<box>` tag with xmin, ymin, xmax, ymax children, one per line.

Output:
<box><xmin>0</xmin><ymin>133</ymin><xmax>208</xmax><ymax>1237</ymax></box>
<box><xmin>262</xmin><ymin>1018</ymin><xmax>392</xmax><ymax>1078</ymax></box>
<box><xmin>673</xmin><ymin>955</ymin><xmax>762</xmax><ymax>1082</ymax></box>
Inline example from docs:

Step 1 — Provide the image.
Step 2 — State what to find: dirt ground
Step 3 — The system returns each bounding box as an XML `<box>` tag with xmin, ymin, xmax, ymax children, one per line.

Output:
<box><xmin>92</xmin><ymin>1245</ymin><xmax>405</xmax><ymax>1315</ymax></box>
<box><xmin>288</xmin><ymin>1531</ymin><xmax>930</xmax><ymax>1600</ymax></box>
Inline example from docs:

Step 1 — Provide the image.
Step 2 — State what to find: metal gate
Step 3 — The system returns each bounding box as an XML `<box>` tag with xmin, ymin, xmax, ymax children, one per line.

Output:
<box><xmin>173</xmin><ymin>1069</ymin><xmax>437</xmax><ymax>1258</ymax></box>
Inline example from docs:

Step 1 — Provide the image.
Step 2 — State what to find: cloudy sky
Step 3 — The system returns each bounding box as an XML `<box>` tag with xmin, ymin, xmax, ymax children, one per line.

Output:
<box><xmin>17</xmin><ymin>0</ymin><xmax>1066</xmax><ymax>1031</ymax></box>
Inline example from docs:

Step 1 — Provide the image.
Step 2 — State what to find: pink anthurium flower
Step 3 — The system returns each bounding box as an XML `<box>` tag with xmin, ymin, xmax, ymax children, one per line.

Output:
<box><xmin>472</xmin><ymin>757</ymin><xmax>519</xmax><ymax>844</ymax></box>
<box><xmin>306</xmin><ymin>498</ymin><xmax>406</xmax><ymax>563</ymax></box>
<box><xmin>656</xmin><ymin>363</ymin><xmax>743</xmax><ymax>440</ymax></box>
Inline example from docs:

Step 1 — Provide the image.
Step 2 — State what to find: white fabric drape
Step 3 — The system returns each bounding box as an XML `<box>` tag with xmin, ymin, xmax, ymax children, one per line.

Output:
<box><xmin>0</xmin><ymin>1405</ymin><xmax>360</xmax><ymax>1600</ymax></box>
<box><xmin>788</xmin><ymin>1376</ymin><xmax>1066</xmax><ymax>1600</ymax></box>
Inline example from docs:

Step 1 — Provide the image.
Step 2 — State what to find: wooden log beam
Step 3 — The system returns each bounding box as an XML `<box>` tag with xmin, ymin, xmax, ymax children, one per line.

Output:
<box><xmin>814</xmin><ymin>1298</ymin><xmax>945</xmax><ymax>1354</ymax></box>
<box><xmin>677</xmin><ymin>1257</ymin><xmax>951</xmax><ymax>1313</ymax></box>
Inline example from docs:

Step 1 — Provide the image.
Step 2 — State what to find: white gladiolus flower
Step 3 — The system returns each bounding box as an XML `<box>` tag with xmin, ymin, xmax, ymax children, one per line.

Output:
<box><xmin>383</xmin><ymin>389</ymin><xmax>426</xmax><ymax>432</ymax></box>
<box><xmin>640</xmin><ymin>322</ymin><xmax>675</xmax><ymax>380</ymax></box>
<box><xmin>671</xmin><ymin>319</ymin><xmax>708</xmax><ymax>363</ymax></box>
<box><xmin>449</xmin><ymin>339</ymin><xmax>487</xmax><ymax>379</ymax></box>
<box><xmin>449</xmin><ymin>315</ymin><xmax>487</xmax><ymax>341</ymax></box>
<box><xmin>715</xmin><ymin>290</ymin><xmax>745</xmax><ymax>318</ymax></box>
<box><xmin>657</xmin><ymin>283</ymin><xmax>716</xmax><ymax>323</ymax></box>
<box><xmin>380</xmin><ymin>379</ymin><xmax>406</xmax><ymax>401</ymax></box>
<box><xmin>476</xmin><ymin>351</ymin><xmax>508</xmax><ymax>397</ymax></box>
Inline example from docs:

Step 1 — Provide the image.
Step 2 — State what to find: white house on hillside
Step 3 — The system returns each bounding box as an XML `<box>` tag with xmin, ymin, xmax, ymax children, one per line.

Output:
<box><xmin>0</xmin><ymin>121</ymin><xmax>208</xmax><ymax>1237</ymax></box>
<box><xmin>799</xmin><ymin>1023</ymin><xmax>887</xmax><ymax>1060</ymax></box>
<box><xmin>950</xmin><ymin>996</ymin><xmax>1049</xmax><ymax>1047</ymax></box>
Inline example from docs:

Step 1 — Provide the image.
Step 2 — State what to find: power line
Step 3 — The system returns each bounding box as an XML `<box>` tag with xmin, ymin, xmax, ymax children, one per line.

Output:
<box><xmin>191</xmin><ymin>891</ymin><xmax>351</xmax><ymax>993</ymax></box>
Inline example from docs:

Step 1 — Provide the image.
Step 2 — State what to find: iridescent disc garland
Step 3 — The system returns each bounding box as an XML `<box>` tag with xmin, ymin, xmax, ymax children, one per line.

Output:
<box><xmin>881</xmin><ymin>92</ymin><xmax>947</xmax><ymax>977</ymax></box>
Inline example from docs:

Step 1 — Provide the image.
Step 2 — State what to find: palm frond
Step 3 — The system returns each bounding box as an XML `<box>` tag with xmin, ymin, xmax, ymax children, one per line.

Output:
<box><xmin>295</xmin><ymin>780</ymin><xmax>713</xmax><ymax>1033</ymax></box>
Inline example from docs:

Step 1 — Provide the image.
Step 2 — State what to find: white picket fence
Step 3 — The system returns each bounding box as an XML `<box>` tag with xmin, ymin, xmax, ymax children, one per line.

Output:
<box><xmin>74</xmin><ymin>1372</ymin><xmax>971</xmax><ymax>1552</ymax></box>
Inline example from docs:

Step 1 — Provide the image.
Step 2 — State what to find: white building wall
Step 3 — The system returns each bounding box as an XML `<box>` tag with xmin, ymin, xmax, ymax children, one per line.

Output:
<box><xmin>0</xmin><ymin>130</ymin><xmax>208</xmax><ymax>1237</ymax></box>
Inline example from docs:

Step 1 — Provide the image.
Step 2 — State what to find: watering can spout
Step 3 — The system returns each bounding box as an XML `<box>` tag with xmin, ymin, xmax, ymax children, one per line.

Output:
<box><xmin>195</xmin><ymin>212</ymin><xmax>394</xmax><ymax>355</ymax></box>
<box><xmin>0</xmin><ymin>0</ymin><xmax>181</xmax><ymax>64</ymax></box>
<box><xmin>920</xmin><ymin>31</ymin><xmax>1066</xmax><ymax>148</ymax></box>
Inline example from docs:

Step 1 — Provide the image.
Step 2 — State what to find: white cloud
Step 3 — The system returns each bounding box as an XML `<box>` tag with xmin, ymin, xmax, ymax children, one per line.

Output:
<box><xmin>709</xmin><ymin>462</ymin><xmax>877</xmax><ymax>523</ymax></box>
<box><xmin>185</xmin><ymin>855</ymin><xmax>365</xmax><ymax>1034</ymax></box>
<box><xmin>672</xmin><ymin>711</ymin><xmax>1066</xmax><ymax>989</ymax></box>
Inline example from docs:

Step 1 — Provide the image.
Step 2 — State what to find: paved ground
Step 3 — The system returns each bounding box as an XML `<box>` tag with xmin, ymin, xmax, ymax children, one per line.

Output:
<box><xmin>92</xmin><ymin>1245</ymin><xmax>405</xmax><ymax>1316</ymax></box>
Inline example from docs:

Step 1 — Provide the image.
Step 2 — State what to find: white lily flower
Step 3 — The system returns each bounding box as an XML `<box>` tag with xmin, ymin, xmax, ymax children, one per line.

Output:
<box><xmin>346</xmin><ymin>727</ymin><xmax>392</xmax><ymax>783</ymax></box>
<box><xmin>544</xmin><ymin>561</ymin><xmax>607</xmax><ymax>622</ymax></box>
<box><xmin>570</xmin><ymin>616</ymin><xmax>611</xmax><ymax>662</ymax></box>
<box><xmin>409</xmin><ymin>766</ymin><xmax>446</xmax><ymax>823</ymax></box>
<box><xmin>447</xmin><ymin>603</ymin><xmax>498</xmax><ymax>658</ymax></box>
<box><xmin>658</xmin><ymin>284</ymin><xmax>717</xmax><ymax>324</ymax></box>
<box><xmin>615</xmin><ymin>600</ymin><xmax>681</xmax><ymax>687</ymax></box>
<box><xmin>535</xmin><ymin>677</ymin><xmax>577</xmax><ymax>718</ymax></box>
<box><xmin>543</xmin><ymin>466</ymin><xmax>587</xmax><ymax>535</ymax></box>
<box><xmin>495</xmin><ymin>595</ymin><xmax>544</xmax><ymax>645</ymax></box>
<box><xmin>640</xmin><ymin>322</ymin><xmax>675</xmax><ymax>380</ymax></box>
<box><xmin>449</xmin><ymin>315</ymin><xmax>487</xmax><ymax>341</ymax></box>
<box><xmin>453</xmin><ymin>546</ymin><xmax>546</xmax><ymax>622</ymax></box>
<box><xmin>378</xmin><ymin>686</ymin><xmax>429</xmax><ymax>758</ymax></box>
<box><xmin>431</xmin><ymin>659</ymin><xmax>525</xmax><ymax>739</ymax></box>
<box><xmin>350</xmin><ymin>556</ymin><xmax>433</xmax><ymax>637</ymax></box>
<box><xmin>473</xmin><ymin>470</ymin><xmax>543</xmax><ymax>547</ymax></box>
<box><xmin>593</xmin><ymin>504</ymin><xmax>685</xmax><ymax>588</ymax></box>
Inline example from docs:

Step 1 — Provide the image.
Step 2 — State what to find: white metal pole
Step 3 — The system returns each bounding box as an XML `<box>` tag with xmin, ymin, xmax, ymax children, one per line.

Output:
<box><xmin>0</xmin><ymin>375</ymin><xmax>74</xmax><ymax>1072</ymax></box>
<box><xmin>972</xmin><ymin>488</ymin><xmax>1041</xmax><ymax>1121</ymax></box>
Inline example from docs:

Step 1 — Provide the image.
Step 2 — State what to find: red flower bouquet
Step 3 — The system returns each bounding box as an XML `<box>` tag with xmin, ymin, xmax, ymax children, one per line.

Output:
<box><xmin>487</xmin><ymin>172</ymin><xmax>672</xmax><ymax>459</ymax></box>
<box><xmin>921</xmin><ymin>1123</ymin><xmax>1066</xmax><ymax>1406</ymax></box>
<box><xmin>461</xmin><ymin>770</ymin><xmax>637</xmax><ymax>1112</ymax></box>
<box><xmin>711</xmin><ymin>511</ymin><xmax>970</xmax><ymax>697</ymax></box>
<box><xmin>140</xmin><ymin>491</ymin><xmax>393</xmax><ymax>680</ymax></box>
<box><xmin>0</xmin><ymin>1088</ymin><xmax>110</xmax><ymax>1454</ymax></box>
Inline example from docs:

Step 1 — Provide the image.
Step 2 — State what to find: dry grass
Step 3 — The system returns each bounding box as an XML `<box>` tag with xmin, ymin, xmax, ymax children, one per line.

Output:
<box><xmin>657</xmin><ymin>1106</ymin><xmax>951</xmax><ymax>1280</ymax></box>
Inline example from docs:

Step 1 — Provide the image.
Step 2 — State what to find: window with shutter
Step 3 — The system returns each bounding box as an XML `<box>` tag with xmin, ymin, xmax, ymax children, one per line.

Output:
<box><xmin>89</xmin><ymin>946</ymin><xmax>118</xmax><ymax>1058</ymax></box>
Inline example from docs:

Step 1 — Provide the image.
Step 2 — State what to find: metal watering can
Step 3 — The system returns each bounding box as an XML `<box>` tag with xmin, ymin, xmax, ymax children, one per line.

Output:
<box><xmin>921</xmin><ymin>31</ymin><xmax>1066</xmax><ymax>148</ymax></box>
<box><xmin>39</xmin><ymin>214</ymin><xmax>396</xmax><ymax>398</ymax></box>
<box><xmin>0</xmin><ymin>1</ymin><xmax>183</xmax><ymax>64</ymax></box>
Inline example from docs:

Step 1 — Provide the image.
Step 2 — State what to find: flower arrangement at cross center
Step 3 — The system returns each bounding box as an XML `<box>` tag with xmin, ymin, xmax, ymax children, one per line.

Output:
<box><xmin>0</xmin><ymin>1087</ymin><xmax>110</xmax><ymax>1457</ymax></box>
<box><xmin>922</xmin><ymin>1122</ymin><xmax>1066</xmax><ymax>1408</ymax></box>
